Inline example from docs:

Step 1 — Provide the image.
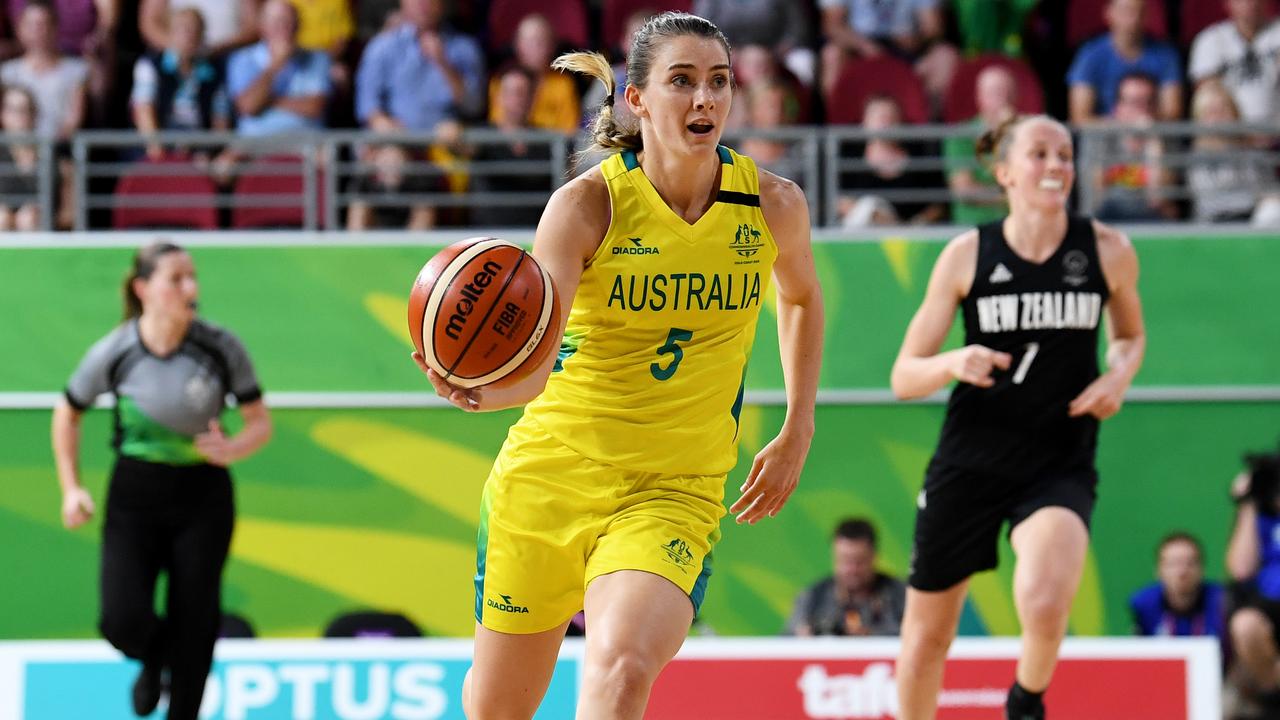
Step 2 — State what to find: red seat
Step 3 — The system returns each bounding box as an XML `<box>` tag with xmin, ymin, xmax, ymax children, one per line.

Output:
<box><xmin>1068</xmin><ymin>0</ymin><xmax>1168</xmax><ymax>48</ymax></box>
<box><xmin>113</xmin><ymin>156</ymin><xmax>219</xmax><ymax>230</ymax></box>
<box><xmin>825</xmin><ymin>55</ymin><xmax>929</xmax><ymax>125</ymax></box>
<box><xmin>1182</xmin><ymin>0</ymin><xmax>1278</xmax><ymax>47</ymax></box>
<box><xmin>230</xmin><ymin>154</ymin><xmax>324</xmax><ymax>229</ymax></box>
<box><xmin>943</xmin><ymin>54</ymin><xmax>1044</xmax><ymax>123</ymax></box>
<box><xmin>487</xmin><ymin>0</ymin><xmax>590</xmax><ymax>51</ymax></box>
<box><xmin>601</xmin><ymin>0</ymin><xmax>691</xmax><ymax>51</ymax></box>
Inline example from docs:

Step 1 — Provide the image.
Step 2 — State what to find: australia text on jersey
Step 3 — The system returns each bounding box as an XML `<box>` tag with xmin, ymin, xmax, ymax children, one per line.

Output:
<box><xmin>607</xmin><ymin>271</ymin><xmax>764</xmax><ymax>312</ymax></box>
<box><xmin>974</xmin><ymin>291</ymin><xmax>1104</xmax><ymax>333</ymax></box>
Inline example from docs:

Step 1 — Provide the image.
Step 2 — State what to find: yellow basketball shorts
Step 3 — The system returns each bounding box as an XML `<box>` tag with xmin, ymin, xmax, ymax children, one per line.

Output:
<box><xmin>474</xmin><ymin>416</ymin><xmax>726</xmax><ymax>634</ymax></box>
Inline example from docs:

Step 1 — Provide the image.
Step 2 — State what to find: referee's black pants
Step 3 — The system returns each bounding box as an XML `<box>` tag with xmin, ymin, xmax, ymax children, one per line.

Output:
<box><xmin>98</xmin><ymin>456</ymin><xmax>234</xmax><ymax>720</ymax></box>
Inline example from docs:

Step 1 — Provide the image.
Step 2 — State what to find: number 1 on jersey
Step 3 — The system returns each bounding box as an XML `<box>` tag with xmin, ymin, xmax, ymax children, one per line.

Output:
<box><xmin>1012</xmin><ymin>342</ymin><xmax>1040</xmax><ymax>385</ymax></box>
<box><xmin>651</xmin><ymin>327</ymin><xmax>693</xmax><ymax>381</ymax></box>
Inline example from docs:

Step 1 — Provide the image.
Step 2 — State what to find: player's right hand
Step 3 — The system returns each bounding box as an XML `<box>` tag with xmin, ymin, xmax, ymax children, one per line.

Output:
<box><xmin>411</xmin><ymin>352</ymin><xmax>481</xmax><ymax>411</ymax></box>
<box><xmin>62</xmin><ymin>486</ymin><xmax>95</xmax><ymax>529</ymax></box>
<box><xmin>948</xmin><ymin>345</ymin><xmax>1012</xmax><ymax>388</ymax></box>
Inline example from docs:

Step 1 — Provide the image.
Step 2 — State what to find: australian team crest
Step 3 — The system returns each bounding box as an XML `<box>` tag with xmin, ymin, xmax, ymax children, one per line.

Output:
<box><xmin>731</xmin><ymin>223</ymin><xmax>763</xmax><ymax>257</ymax></box>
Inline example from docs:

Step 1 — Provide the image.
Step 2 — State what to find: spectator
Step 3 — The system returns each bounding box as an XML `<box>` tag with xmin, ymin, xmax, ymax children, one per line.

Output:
<box><xmin>951</xmin><ymin>0</ymin><xmax>1038</xmax><ymax>57</ymax></box>
<box><xmin>818</xmin><ymin>0</ymin><xmax>958</xmax><ymax>114</ymax></box>
<box><xmin>470</xmin><ymin>66</ymin><xmax>551</xmax><ymax>227</ymax></box>
<box><xmin>0</xmin><ymin>1</ymin><xmax>87</xmax><ymax>140</ymax></box>
<box><xmin>226</xmin><ymin>0</ymin><xmax>330</xmax><ymax>137</ymax></box>
<box><xmin>7</xmin><ymin>0</ymin><xmax>117</xmax><ymax>127</ymax></box>
<box><xmin>345</xmin><ymin>143</ymin><xmax>438</xmax><ymax>230</ymax></box>
<box><xmin>355</xmin><ymin>0</ymin><xmax>484</xmax><ymax>133</ymax></box>
<box><xmin>287</xmin><ymin>0</ymin><xmax>354</xmax><ymax>126</ymax></box>
<box><xmin>1227</xmin><ymin>445</ymin><xmax>1280</xmax><ymax>715</ymax></box>
<box><xmin>130</xmin><ymin>6</ymin><xmax>230</xmax><ymax>158</ymax></box>
<box><xmin>692</xmin><ymin>0</ymin><xmax>815</xmax><ymax>86</ymax></box>
<box><xmin>785</xmin><ymin>518</ymin><xmax>906</xmax><ymax>636</ymax></box>
<box><xmin>739</xmin><ymin>79</ymin><xmax>805</xmax><ymax>186</ymax></box>
<box><xmin>943</xmin><ymin>65</ymin><xmax>1015</xmax><ymax>226</ymax></box>
<box><xmin>1066</xmin><ymin>0</ymin><xmax>1182</xmax><ymax>124</ymax></box>
<box><xmin>1088</xmin><ymin>72</ymin><xmax>1179</xmax><ymax>222</ymax></box>
<box><xmin>487</xmin><ymin>14</ymin><xmax>578</xmax><ymax>135</ymax></box>
<box><xmin>139</xmin><ymin>0</ymin><xmax>261</xmax><ymax>56</ymax></box>
<box><xmin>1130</xmin><ymin>532</ymin><xmax>1226</xmax><ymax>640</ymax></box>
<box><xmin>1188</xmin><ymin>0</ymin><xmax>1280</xmax><ymax>125</ymax></box>
<box><xmin>0</xmin><ymin>83</ymin><xmax>42</xmax><ymax>229</ymax></box>
<box><xmin>1186</xmin><ymin>80</ymin><xmax>1274</xmax><ymax>223</ymax></box>
<box><xmin>838</xmin><ymin>95</ymin><xmax>944</xmax><ymax>226</ymax></box>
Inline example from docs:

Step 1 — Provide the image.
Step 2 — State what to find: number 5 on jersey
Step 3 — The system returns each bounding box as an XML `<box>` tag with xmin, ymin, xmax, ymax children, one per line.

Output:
<box><xmin>651</xmin><ymin>328</ymin><xmax>693</xmax><ymax>381</ymax></box>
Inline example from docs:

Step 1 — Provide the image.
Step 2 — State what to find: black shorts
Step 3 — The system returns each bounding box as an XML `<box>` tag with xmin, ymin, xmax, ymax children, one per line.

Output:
<box><xmin>908</xmin><ymin>459</ymin><xmax>1098</xmax><ymax>592</ymax></box>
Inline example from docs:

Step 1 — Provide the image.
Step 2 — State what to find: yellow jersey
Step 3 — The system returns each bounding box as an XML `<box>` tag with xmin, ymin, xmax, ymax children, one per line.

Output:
<box><xmin>523</xmin><ymin>145</ymin><xmax>778</xmax><ymax>475</ymax></box>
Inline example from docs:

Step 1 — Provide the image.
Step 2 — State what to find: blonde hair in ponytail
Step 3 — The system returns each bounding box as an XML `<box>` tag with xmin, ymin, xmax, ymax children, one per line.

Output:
<box><xmin>552</xmin><ymin>51</ymin><xmax>642</xmax><ymax>153</ymax></box>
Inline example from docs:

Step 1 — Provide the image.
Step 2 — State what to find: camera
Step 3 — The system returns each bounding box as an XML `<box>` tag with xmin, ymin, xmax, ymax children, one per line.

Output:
<box><xmin>1246</xmin><ymin>447</ymin><xmax>1280</xmax><ymax>512</ymax></box>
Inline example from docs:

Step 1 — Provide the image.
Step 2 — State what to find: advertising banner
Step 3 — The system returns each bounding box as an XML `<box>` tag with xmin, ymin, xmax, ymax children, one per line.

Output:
<box><xmin>0</xmin><ymin>638</ymin><xmax>1218</xmax><ymax>720</ymax></box>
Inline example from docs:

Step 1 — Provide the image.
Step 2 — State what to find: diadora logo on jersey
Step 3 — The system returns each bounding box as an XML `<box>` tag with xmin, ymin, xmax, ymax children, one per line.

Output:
<box><xmin>487</xmin><ymin>593</ymin><xmax>530</xmax><ymax>614</ymax></box>
<box><xmin>662</xmin><ymin>538</ymin><xmax>695</xmax><ymax>569</ymax></box>
<box><xmin>730</xmin><ymin>224</ymin><xmax>763</xmax><ymax>257</ymax></box>
<box><xmin>989</xmin><ymin>263</ymin><xmax>1013</xmax><ymax>284</ymax></box>
<box><xmin>1063</xmin><ymin>250</ymin><xmax>1089</xmax><ymax>287</ymax></box>
<box><xmin>613</xmin><ymin>236</ymin><xmax>660</xmax><ymax>255</ymax></box>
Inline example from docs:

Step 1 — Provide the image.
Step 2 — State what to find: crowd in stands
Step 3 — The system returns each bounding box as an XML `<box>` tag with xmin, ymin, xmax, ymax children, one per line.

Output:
<box><xmin>0</xmin><ymin>0</ymin><xmax>1277</xmax><ymax>229</ymax></box>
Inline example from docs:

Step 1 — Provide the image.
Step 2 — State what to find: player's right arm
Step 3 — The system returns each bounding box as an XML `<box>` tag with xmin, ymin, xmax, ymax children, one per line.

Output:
<box><xmin>51</xmin><ymin>399</ymin><xmax>94</xmax><ymax>529</ymax></box>
<box><xmin>1228</xmin><ymin>471</ymin><xmax>1262</xmax><ymax>581</ymax></box>
<box><xmin>415</xmin><ymin>168</ymin><xmax>609</xmax><ymax>411</ymax></box>
<box><xmin>890</xmin><ymin>230</ymin><xmax>1011</xmax><ymax>399</ymax></box>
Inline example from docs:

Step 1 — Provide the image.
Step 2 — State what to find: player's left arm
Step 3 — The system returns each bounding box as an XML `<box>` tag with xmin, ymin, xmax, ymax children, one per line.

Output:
<box><xmin>730</xmin><ymin>171</ymin><xmax>825</xmax><ymax>524</ymax></box>
<box><xmin>1069</xmin><ymin>221</ymin><xmax>1146</xmax><ymax>420</ymax></box>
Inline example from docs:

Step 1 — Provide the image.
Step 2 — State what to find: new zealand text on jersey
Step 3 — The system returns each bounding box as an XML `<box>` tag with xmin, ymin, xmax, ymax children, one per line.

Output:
<box><xmin>607</xmin><ymin>271</ymin><xmax>763</xmax><ymax>312</ymax></box>
<box><xmin>975</xmin><ymin>291</ymin><xmax>1103</xmax><ymax>333</ymax></box>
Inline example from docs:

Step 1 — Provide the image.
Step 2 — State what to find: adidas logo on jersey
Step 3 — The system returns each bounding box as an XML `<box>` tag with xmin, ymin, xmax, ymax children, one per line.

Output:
<box><xmin>989</xmin><ymin>263</ymin><xmax>1013</xmax><ymax>284</ymax></box>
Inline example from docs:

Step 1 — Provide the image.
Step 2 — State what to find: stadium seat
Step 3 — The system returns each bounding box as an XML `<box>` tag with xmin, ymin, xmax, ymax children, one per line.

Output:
<box><xmin>1181</xmin><ymin>0</ymin><xmax>1278</xmax><ymax>47</ymax></box>
<box><xmin>601</xmin><ymin>0</ymin><xmax>691</xmax><ymax>51</ymax></box>
<box><xmin>323</xmin><ymin>610</ymin><xmax>423</xmax><ymax>638</ymax></box>
<box><xmin>825</xmin><ymin>54</ymin><xmax>929</xmax><ymax>125</ymax></box>
<box><xmin>112</xmin><ymin>156</ymin><xmax>219</xmax><ymax>230</ymax></box>
<box><xmin>943</xmin><ymin>54</ymin><xmax>1044</xmax><ymax>123</ymax></box>
<box><xmin>230</xmin><ymin>154</ymin><xmax>324</xmax><ymax>229</ymax></box>
<box><xmin>486</xmin><ymin>0</ymin><xmax>590</xmax><ymax>51</ymax></box>
<box><xmin>1067</xmin><ymin>0</ymin><xmax>1168</xmax><ymax>48</ymax></box>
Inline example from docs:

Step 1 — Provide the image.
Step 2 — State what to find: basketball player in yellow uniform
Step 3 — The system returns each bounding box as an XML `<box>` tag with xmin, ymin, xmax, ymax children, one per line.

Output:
<box><xmin>412</xmin><ymin>12</ymin><xmax>824</xmax><ymax>720</ymax></box>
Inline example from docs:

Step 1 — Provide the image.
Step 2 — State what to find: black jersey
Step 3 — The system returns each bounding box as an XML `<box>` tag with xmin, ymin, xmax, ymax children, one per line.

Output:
<box><xmin>933</xmin><ymin>216</ymin><xmax>1111</xmax><ymax>475</ymax></box>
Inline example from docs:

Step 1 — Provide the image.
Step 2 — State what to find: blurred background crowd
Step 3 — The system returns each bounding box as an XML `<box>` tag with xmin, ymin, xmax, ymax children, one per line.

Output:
<box><xmin>0</xmin><ymin>0</ymin><xmax>1277</xmax><ymax>231</ymax></box>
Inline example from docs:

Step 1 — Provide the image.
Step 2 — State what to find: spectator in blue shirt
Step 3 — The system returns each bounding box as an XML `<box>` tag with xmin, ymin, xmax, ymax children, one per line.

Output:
<box><xmin>354</xmin><ymin>0</ymin><xmax>484</xmax><ymax>133</ymax></box>
<box><xmin>226</xmin><ymin>0</ymin><xmax>330</xmax><ymax>137</ymax></box>
<box><xmin>1066</xmin><ymin>0</ymin><xmax>1182</xmax><ymax>124</ymax></box>
<box><xmin>1228</xmin><ymin>446</ymin><xmax>1280</xmax><ymax>715</ymax></box>
<box><xmin>1130</xmin><ymin>532</ymin><xmax>1225</xmax><ymax>639</ymax></box>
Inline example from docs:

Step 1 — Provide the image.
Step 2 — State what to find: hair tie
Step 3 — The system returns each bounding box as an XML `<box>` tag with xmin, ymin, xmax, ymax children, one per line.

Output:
<box><xmin>603</xmin><ymin>93</ymin><xmax>614</xmax><ymax>107</ymax></box>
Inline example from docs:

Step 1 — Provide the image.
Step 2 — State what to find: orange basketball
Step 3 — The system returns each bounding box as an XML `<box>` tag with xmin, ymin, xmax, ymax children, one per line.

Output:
<box><xmin>408</xmin><ymin>237</ymin><xmax>560</xmax><ymax>389</ymax></box>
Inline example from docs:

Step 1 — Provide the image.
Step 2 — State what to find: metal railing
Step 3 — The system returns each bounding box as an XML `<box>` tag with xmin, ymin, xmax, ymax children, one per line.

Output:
<box><xmin>9</xmin><ymin>123</ymin><xmax>1272</xmax><ymax>232</ymax></box>
<box><xmin>0</xmin><ymin>133</ymin><xmax>57</xmax><ymax>231</ymax></box>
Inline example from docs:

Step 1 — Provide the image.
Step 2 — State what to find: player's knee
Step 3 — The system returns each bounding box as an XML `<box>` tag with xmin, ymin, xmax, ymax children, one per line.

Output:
<box><xmin>583</xmin><ymin>651</ymin><xmax>660</xmax><ymax>702</ymax></box>
<box><xmin>1230</xmin><ymin>608</ymin><xmax>1274</xmax><ymax>645</ymax></box>
<box><xmin>1015</xmin><ymin>587</ymin><xmax>1072</xmax><ymax>631</ymax></box>
<box><xmin>464</xmin><ymin>683</ymin><xmax>538</xmax><ymax>720</ymax></box>
<box><xmin>899</xmin><ymin>623</ymin><xmax>954</xmax><ymax>663</ymax></box>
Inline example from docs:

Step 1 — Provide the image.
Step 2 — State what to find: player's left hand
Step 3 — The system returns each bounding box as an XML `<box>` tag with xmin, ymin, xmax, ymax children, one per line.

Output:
<box><xmin>195</xmin><ymin>419</ymin><xmax>236</xmax><ymax>466</ymax></box>
<box><xmin>1068</xmin><ymin>372</ymin><xmax>1128</xmax><ymax>420</ymax></box>
<box><xmin>729</xmin><ymin>429</ymin><xmax>812</xmax><ymax>524</ymax></box>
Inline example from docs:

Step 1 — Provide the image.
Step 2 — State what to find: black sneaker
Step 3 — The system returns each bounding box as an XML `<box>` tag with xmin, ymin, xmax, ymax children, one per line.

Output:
<box><xmin>1006</xmin><ymin>682</ymin><xmax>1045</xmax><ymax>720</ymax></box>
<box><xmin>131</xmin><ymin>662</ymin><xmax>162</xmax><ymax>716</ymax></box>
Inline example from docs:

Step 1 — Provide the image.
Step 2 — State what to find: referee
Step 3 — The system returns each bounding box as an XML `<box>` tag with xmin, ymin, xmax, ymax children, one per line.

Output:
<box><xmin>52</xmin><ymin>241</ymin><xmax>272</xmax><ymax>719</ymax></box>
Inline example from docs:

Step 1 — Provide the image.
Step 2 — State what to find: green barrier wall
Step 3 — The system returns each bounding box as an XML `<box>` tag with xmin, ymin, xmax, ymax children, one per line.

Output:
<box><xmin>2</xmin><ymin>235</ymin><xmax>1278</xmax><ymax>639</ymax></box>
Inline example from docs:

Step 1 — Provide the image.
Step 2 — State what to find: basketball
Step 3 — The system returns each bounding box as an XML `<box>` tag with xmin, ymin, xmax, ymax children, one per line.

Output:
<box><xmin>408</xmin><ymin>237</ymin><xmax>560</xmax><ymax>389</ymax></box>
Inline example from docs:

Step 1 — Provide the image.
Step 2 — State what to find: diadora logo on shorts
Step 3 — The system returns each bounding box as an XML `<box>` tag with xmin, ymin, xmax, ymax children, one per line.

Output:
<box><xmin>613</xmin><ymin>237</ymin><xmax>660</xmax><ymax>255</ymax></box>
<box><xmin>662</xmin><ymin>538</ymin><xmax>695</xmax><ymax>569</ymax></box>
<box><xmin>730</xmin><ymin>224</ymin><xmax>763</xmax><ymax>257</ymax></box>
<box><xmin>487</xmin><ymin>593</ymin><xmax>530</xmax><ymax>614</ymax></box>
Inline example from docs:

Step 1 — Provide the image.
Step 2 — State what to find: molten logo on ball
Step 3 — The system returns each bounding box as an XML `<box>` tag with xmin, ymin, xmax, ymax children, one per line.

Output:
<box><xmin>444</xmin><ymin>260</ymin><xmax>502</xmax><ymax>341</ymax></box>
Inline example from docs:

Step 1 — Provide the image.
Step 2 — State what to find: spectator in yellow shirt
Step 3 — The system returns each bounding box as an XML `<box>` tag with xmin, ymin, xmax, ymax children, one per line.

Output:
<box><xmin>487</xmin><ymin>13</ymin><xmax>578</xmax><ymax>134</ymax></box>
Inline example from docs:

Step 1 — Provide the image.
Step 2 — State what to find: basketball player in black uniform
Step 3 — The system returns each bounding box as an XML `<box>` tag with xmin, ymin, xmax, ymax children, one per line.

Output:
<box><xmin>890</xmin><ymin>116</ymin><xmax>1146</xmax><ymax>720</ymax></box>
